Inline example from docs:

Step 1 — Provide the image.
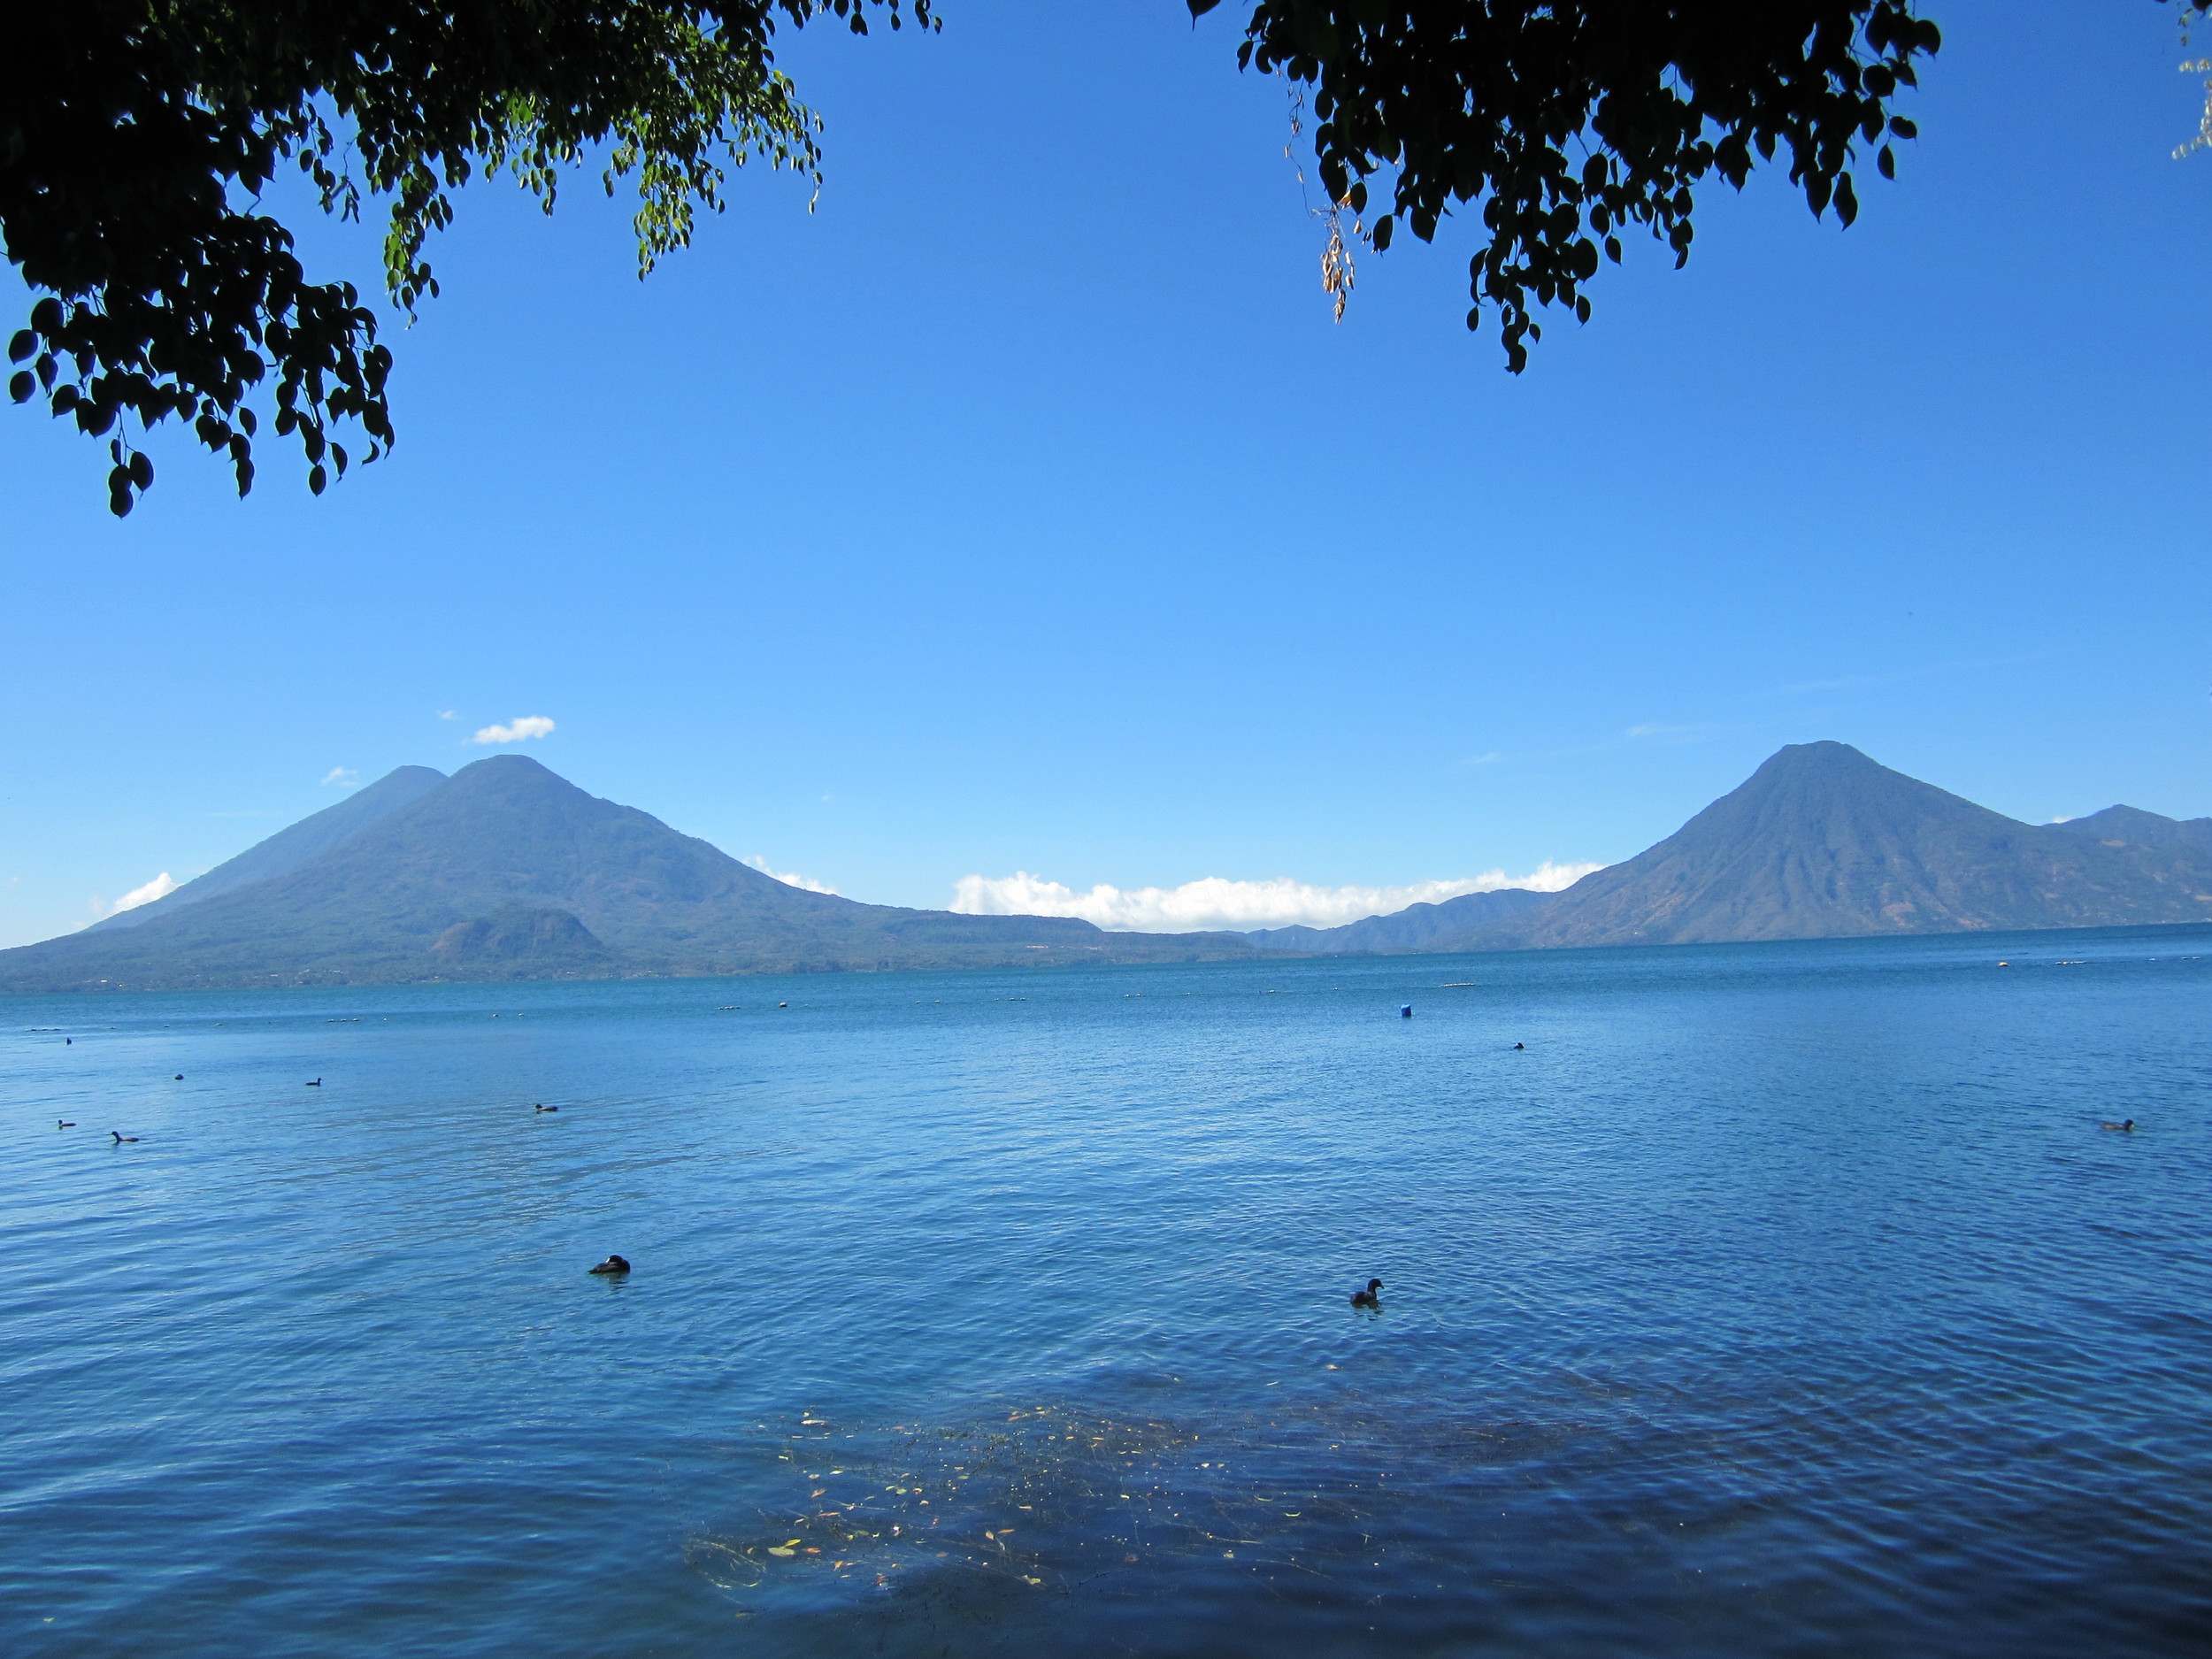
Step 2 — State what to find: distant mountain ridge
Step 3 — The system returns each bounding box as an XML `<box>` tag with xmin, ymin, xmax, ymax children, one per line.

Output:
<box><xmin>10</xmin><ymin>741</ymin><xmax>2208</xmax><ymax>992</ymax></box>
<box><xmin>0</xmin><ymin>757</ymin><xmax>1255</xmax><ymax>991</ymax></box>
<box><xmin>2048</xmin><ymin>803</ymin><xmax>2212</xmax><ymax>855</ymax></box>
<box><xmin>1241</xmin><ymin>887</ymin><xmax>1553</xmax><ymax>954</ymax></box>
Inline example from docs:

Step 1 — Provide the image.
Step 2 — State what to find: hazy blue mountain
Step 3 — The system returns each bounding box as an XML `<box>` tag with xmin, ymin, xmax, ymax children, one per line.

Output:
<box><xmin>0</xmin><ymin>757</ymin><xmax>1255</xmax><ymax>990</ymax></box>
<box><xmin>22</xmin><ymin>742</ymin><xmax>2208</xmax><ymax>991</ymax></box>
<box><xmin>88</xmin><ymin>765</ymin><xmax>448</xmax><ymax>931</ymax></box>
<box><xmin>1241</xmin><ymin>887</ymin><xmax>1554</xmax><ymax>953</ymax></box>
<box><xmin>2047</xmin><ymin>803</ymin><xmax>2212</xmax><ymax>854</ymax></box>
<box><xmin>1439</xmin><ymin>742</ymin><xmax>2212</xmax><ymax>951</ymax></box>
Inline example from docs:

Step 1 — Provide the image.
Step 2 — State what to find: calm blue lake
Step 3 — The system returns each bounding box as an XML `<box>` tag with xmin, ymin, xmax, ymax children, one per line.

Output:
<box><xmin>4</xmin><ymin>930</ymin><xmax>2208</xmax><ymax>1657</ymax></box>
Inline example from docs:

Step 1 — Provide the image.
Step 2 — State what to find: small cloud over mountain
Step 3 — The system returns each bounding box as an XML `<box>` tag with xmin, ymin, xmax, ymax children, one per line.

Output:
<box><xmin>470</xmin><ymin>716</ymin><xmax>556</xmax><ymax>746</ymax></box>
<box><xmin>950</xmin><ymin>864</ymin><xmax>1601</xmax><ymax>933</ymax></box>
<box><xmin>743</xmin><ymin>856</ymin><xmax>838</xmax><ymax>895</ymax></box>
<box><xmin>90</xmin><ymin>872</ymin><xmax>178</xmax><ymax>922</ymax></box>
<box><xmin>321</xmin><ymin>767</ymin><xmax>360</xmax><ymax>787</ymax></box>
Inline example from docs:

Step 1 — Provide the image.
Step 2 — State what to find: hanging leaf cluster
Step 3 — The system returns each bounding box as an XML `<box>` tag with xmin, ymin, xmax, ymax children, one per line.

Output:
<box><xmin>1188</xmin><ymin>1</ymin><xmax>1946</xmax><ymax>370</ymax></box>
<box><xmin>2</xmin><ymin>1</ymin><xmax>931</xmax><ymax>516</ymax></box>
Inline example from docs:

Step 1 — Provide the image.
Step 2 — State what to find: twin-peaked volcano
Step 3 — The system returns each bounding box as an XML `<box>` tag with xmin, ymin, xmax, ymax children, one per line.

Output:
<box><xmin>0</xmin><ymin>756</ymin><xmax>1253</xmax><ymax>989</ymax></box>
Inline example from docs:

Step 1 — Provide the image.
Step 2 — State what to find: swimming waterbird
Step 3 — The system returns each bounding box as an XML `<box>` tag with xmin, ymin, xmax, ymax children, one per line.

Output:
<box><xmin>1349</xmin><ymin>1278</ymin><xmax>1383</xmax><ymax>1309</ymax></box>
<box><xmin>2101</xmin><ymin>1118</ymin><xmax>2137</xmax><ymax>1132</ymax></box>
<box><xmin>111</xmin><ymin>1131</ymin><xmax>139</xmax><ymax>1143</ymax></box>
<box><xmin>588</xmin><ymin>1255</ymin><xmax>632</xmax><ymax>1276</ymax></box>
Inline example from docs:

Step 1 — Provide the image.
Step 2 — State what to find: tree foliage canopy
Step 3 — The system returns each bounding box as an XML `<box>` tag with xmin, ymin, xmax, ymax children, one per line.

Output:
<box><xmin>3</xmin><ymin>1</ymin><xmax>928</xmax><ymax>515</ymax></box>
<box><xmin>1191</xmin><ymin>0</ymin><xmax>1945</xmax><ymax>371</ymax></box>
<box><xmin>9</xmin><ymin>4</ymin><xmax>2208</xmax><ymax>513</ymax></box>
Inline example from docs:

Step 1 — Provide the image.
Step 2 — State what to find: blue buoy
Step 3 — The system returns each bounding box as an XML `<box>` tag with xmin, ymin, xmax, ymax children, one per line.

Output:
<box><xmin>1401</xmin><ymin>1004</ymin><xmax>1413</xmax><ymax>1018</ymax></box>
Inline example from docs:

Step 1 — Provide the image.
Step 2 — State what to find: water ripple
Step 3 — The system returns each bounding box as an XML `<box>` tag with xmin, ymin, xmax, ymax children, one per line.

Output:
<box><xmin>3</xmin><ymin>930</ymin><xmax>2209</xmax><ymax>1655</ymax></box>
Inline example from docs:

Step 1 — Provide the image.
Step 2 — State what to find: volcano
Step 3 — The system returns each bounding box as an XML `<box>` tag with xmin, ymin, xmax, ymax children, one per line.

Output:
<box><xmin>1472</xmin><ymin>741</ymin><xmax>2212</xmax><ymax>949</ymax></box>
<box><xmin>0</xmin><ymin>756</ymin><xmax>1253</xmax><ymax>990</ymax></box>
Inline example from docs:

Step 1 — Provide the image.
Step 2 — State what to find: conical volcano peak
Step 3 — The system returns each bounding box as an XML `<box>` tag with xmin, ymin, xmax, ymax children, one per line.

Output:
<box><xmin>1718</xmin><ymin>742</ymin><xmax>1989</xmax><ymax>826</ymax></box>
<box><xmin>448</xmin><ymin>753</ymin><xmax>565</xmax><ymax>784</ymax></box>
<box><xmin>1746</xmin><ymin>741</ymin><xmax>1886</xmax><ymax>784</ymax></box>
<box><xmin>431</xmin><ymin>752</ymin><xmax>601</xmax><ymax>811</ymax></box>
<box><xmin>1491</xmin><ymin>740</ymin><xmax>2212</xmax><ymax>949</ymax></box>
<box><xmin>1769</xmin><ymin>739</ymin><xmax>1872</xmax><ymax>764</ymax></box>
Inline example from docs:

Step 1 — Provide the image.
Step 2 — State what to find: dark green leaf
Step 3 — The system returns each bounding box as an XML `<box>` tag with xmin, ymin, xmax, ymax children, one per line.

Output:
<box><xmin>4</xmin><ymin>1</ymin><xmax>930</xmax><ymax>509</ymax></box>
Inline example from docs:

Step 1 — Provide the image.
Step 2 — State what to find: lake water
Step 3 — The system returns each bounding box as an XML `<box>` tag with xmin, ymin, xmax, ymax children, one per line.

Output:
<box><xmin>4</xmin><ymin>929</ymin><xmax>2208</xmax><ymax>1657</ymax></box>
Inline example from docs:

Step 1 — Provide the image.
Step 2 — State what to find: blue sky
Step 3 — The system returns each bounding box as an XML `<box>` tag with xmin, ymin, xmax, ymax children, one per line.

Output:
<box><xmin>3</xmin><ymin>0</ymin><xmax>2208</xmax><ymax>945</ymax></box>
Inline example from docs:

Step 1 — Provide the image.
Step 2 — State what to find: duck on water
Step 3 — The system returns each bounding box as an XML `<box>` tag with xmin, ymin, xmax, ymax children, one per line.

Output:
<box><xmin>1349</xmin><ymin>1278</ymin><xmax>1383</xmax><ymax>1310</ymax></box>
<box><xmin>588</xmin><ymin>1255</ymin><xmax>632</xmax><ymax>1276</ymax></box>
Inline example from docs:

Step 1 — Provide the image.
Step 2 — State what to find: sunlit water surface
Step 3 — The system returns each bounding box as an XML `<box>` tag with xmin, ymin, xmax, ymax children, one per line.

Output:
<box><xmin>4</xmin><ymin>931</ymin><xmax>2209</xmax><ymax>1657</ymax></box>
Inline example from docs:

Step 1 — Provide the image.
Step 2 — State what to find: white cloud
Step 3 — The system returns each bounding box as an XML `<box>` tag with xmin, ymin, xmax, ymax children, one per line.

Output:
<box><xmin>102</xmin><ymin>872</ymin><xmax>179</xmax><ymax>918</ymax></box>
<box><xmin>742</xmin><ymin>856</ymin><xmax>839</xmax><ymax>895</ymax></box>
<box><xmin>438</xmin><ymin>710</ymin><xmax>457</xmax><ymax>720</ymax></box>
<box><xmin>470</xmin><ymin>715</ymin><xmax>556</xmax><ymax>745</ymax></box>
<box><xmin>321</xmin><ymin>767</ymin><xmax>360</xmax><ymax>787</ymax></box>
<box><xmin>1623</xmin><ymin>722</ymin><xmax>1740</xmax><ymax>745</ymax></box>
<box><xmin>949</xmin><ymin>864</ymin><xmax>1602</xmax><ymax>933</ymax></box>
